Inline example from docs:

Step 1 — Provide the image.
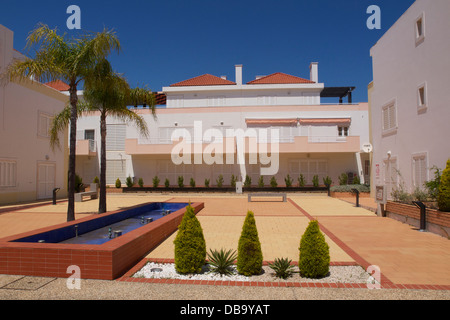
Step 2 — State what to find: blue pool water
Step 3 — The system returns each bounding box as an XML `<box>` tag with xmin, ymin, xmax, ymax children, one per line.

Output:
<box><xmin>13</xmin><ymin>202</ymin><xmax>188</xmax><ymax>245</ymax></box>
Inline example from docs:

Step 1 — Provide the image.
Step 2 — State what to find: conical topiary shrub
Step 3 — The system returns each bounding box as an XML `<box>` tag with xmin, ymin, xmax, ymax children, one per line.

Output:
<box><xmin>174</xmin><ymin>204</ymin><xmax>206</xmax><ymax>274</ymax></box>
<box><xmin>299</xmin><ymin>220</ymin><xmax>330</xmax><ymax>278</ymax></box>
<box><xmin>437</xmin><ymin>159</ymin><xmax>450</xmax><ymax>212</ymax></box>
<box><xmin>237</xmin><ymin>211</ymin><xmax>263</xmax><ymax>276</ymax></box>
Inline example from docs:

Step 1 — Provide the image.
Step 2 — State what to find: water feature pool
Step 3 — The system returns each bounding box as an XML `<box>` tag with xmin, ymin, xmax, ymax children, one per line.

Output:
<box><xmin>0</xmin><ymin>201</ymin><xmax>204</xmax><ymax>280</ymax></box>
<box><xmin>12</xmin><ymin>202</ymin><xmax>188</xmax><ymax>245</ymax></box>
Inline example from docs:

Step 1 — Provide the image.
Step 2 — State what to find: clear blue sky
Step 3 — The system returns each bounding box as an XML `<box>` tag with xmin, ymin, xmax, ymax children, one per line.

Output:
<box><xmin>1</xmin><ymin>0</ymin><xmax>415</xmax><ymax>103</ymax></box>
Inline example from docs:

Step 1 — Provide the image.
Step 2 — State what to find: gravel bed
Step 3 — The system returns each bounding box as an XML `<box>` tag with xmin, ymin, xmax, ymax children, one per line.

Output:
<box><xmin>132</xmin><ymin>262</ymin><xmax>374</xmax><ymax>284</ymax></box>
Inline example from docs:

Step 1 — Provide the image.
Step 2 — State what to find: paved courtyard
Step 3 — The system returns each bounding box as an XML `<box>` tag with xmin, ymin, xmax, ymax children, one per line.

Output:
<box><xmin>0</xmin><ymin>192</ymin><xmax>449</xmax><ymax>293</ymax></box>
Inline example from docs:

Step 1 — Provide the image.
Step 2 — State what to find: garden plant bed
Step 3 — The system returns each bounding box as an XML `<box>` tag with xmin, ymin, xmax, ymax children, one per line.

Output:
<box><xmin>132</xmin><ymin>261</ymin><xmax>374</xmax><ymax>286</ymax></box>
<box><xmin>122</xmin><ymin>186</ymin><xmax>329</xmax><ymax>193</ymax></box>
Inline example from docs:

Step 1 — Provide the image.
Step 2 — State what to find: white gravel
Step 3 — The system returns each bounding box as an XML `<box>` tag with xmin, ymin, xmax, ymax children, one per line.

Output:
<box><xmin>133</xmin><ymin>262</ymin><xmax>375</xmax><ymax>285</ymax></box>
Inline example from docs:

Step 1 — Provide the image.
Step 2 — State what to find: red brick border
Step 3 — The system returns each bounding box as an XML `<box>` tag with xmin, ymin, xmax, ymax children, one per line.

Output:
<box><xmin>0</xmin><ymin>202</ymin><xmax>204</xmax><ymax>280</ymax></box>
<box><xmin>115</xmin><ymin>199</ymin><xmax>450</xmax><ymax>291</ymax></box>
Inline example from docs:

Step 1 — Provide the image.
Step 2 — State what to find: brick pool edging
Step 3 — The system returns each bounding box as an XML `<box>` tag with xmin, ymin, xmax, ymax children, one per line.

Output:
<box><xmin>0</xmin><ymin>202</ymin><xmax>204</xmax><ymax>280</ymax></box>
<box><xmin>118</xmin><ymin>258</ymin><xmax>450</xmax><ymax>290</ymax></box>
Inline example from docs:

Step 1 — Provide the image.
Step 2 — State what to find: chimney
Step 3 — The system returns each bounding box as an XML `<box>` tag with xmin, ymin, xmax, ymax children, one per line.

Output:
<box><xmin>221</xmin><ymin>75</ymin><xmax>227</xmax><ymax>80</ymax></box>
<box><xmin>235</xmin><ymin>64</ymin><xmax>243</xmax><ymax>85</ymax></box>
<box><xmin>310</xmin><ymin>62</ymin><xmax>318</xmax><ymax>83</ymax></box>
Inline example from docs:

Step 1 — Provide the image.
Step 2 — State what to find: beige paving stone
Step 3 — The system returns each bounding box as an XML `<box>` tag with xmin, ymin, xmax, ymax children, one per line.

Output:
<box><xmin>290</xmin><ymin>195</ymin><xmax>375</xmax><ymax>217</ymax></box>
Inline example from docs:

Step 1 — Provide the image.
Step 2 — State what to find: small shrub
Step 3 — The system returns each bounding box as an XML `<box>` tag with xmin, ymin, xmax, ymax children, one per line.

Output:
<box><xmin>126</xmin><ymin>176</ymin><xmax>134</xmax><ymax>188</ymax></box>
<box><xmin>138</xmin><ymin>178</ymin><xmax>144</xmax><ymax>188</ymax></box>
<box><xmin>323</xmin><ymin>176</ymin><xmax>332</xmax><ymax>187</ymax></box>
<box><xmin>174</xmin><ymin>204</ymin><xmax>206</xmax><ymax>274</ymax></box>
<box><xmin>270</xmin><ymin>176</ymin><xmax>278</xmax><ymax>188</ymax></box>
<box><xmin>237</xmin><ymin>211</ymin><xmax>263</xmax><ymax>276</ymax></box>
<box><xmin>338</xmin><ymin>173</ymin><xmax>348</xmax><ymax>185</ymax></box>
<box><xmin>391</xmin><ymin>176</ymin><xmax>413</xmax><ymax>204</ymax></box>
<box><xmin>207</xmin><ymin>248</ymin><xmax>237</xmax><ymax>276</ymax></box>
<box><xmin>190</xmin><ymin>177</ymin><xmax>196</xmax><ymax>188</ymax></box>
<box><xmin>115</xmin><ymin>178</ymin><xmax>121</xmax><ymax>189</ymax></box>
<box><xmin>285</xmin><ymin>175</ymin><xmax>293</xmax><ymax>188</ymax></box>
<box><xmin>216</xmin><ymin>174</ymin><xmax>224</xmax><ymax>188</ymax></box>
<box><xmin>312</xmin><ymin>175</ymin><xmax>319</xmax><ymax>187</ymax></box>
<box><xmin>244</xmin><ymin>175</ymin><xmax>252</xmax><ymax>188</ymax></box>
<box><xmin>425</xmin><ymin>165</ymin><xmax>442</xmax><ymax>200</ymax></box>
<box><xmin>412</xmin><ymin>186</ymin><xmax>429</xmax><ymax>202</ymax></box>
<box><xmin>269</xmin><ymin>257</ymin><xmax>295</xmax><ymax>279</ymax></box>
<box><xmin>353</xmin><ymin>175</ymin><xmax>361</xmax><ymax>185</ymax></box>
<box><xmin>164</xmin><ymin>178</ymin><xmax>170</xmax><ymax>188</ymax></box>
<box><xmin>230</xmin><ymin>175</ymin><xmax>237</xmax><ymax>188</ymax></box>
<box><xmin>178</xmin><ymin>176</ymin><xmax>184</xmax><ymax>188</ymax></box>
<box><xmin>93</xmin><ymin>176</ymin><xmax>100</xmax><ymax>184</ymax></box>
<box><xmin>299</xmin><ymin>220</ymin><xmax>330</xmax><ymax>279</ymax></box>
<box><xmin>204</xmin><ymin>178</ymin><xmax>210</xmax><ymax>188</ymax></box>
<box><xmin>437</xmin><ymin>159</ymin><xmax>450</xmax><ymax>212</ymax></box>
<box><xmin>258</xmin><ymin>176</ymin><xmax>264</xmax><ymax>188</ymax></box>
<box><xmin>75</xmin><ymin>174</ymin><xmax>83</xmax><ymax>193</ymax></box>
<box><xmin>298</xmin><ymin>174</ymin><xmax>305</xmax><ymax>187</ymax></box>
<box><xmin>153</xmin><ymin>176</ymin><xmax>160</xmax><ymax>188</ymax></box>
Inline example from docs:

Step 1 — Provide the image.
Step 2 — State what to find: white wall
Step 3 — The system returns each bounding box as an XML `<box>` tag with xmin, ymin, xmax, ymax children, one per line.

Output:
<box><xmin>0</xmin><ymin>25</ymin><xmax>68</xmax><ymax>204</ymax></box>
<box><xmin>370</xmin><ymin>0</ymin><xmax>450</xmax><ymax>196</ymax></box>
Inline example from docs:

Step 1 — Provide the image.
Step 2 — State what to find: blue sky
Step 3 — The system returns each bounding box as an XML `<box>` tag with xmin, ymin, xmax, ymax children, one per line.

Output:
<box><xmin>1</xmin><ymin>0</ymin><xmax>415</xmax><ymax>103</ymax></box>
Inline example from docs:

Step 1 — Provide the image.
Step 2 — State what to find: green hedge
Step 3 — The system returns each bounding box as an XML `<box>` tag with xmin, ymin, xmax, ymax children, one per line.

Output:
<box><xmin>330</xmin><ymin>184</ymin><xmax>370</xmax><ymax>193</ymax></box>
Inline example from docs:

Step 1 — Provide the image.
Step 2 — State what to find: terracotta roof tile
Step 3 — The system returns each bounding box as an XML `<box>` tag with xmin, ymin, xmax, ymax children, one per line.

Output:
<box><xmin>170</xmin><ymin>74</ymin><xmax>236</xmax><ymax>87</ymax></box>
<box><xmin>247</xmin><ymin>72</ymin><xmax>315</xmax><ymax>85</ymax></box>
<box><xmin>45</xmin><ymin>80</ymin><xmax>70</xmax><ymax>91</ymax></box>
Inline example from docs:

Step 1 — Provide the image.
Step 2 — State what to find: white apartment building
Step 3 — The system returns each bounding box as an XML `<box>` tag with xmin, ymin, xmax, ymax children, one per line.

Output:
<box><xmin>369</xmin><ymin>0</ymin><xmax>450</xmax><ymax>199</ymax></box>
<box><xmin>0</xmin><ymin>25</ymin><xmax>68</xmax><ymax>205</ymax></box>
<box><xmin>75</xmin><ymin>63</ymin><xmax>371</xmax><ymax>188</ymax></box>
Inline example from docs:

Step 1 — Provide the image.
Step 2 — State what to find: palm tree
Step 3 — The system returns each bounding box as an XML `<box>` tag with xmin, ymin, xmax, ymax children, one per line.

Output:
<box><xmin>5</xmin><ymin>24</ymin><xmax>120</xmax><ymax>221</ymax></box>
<box><xmin>82</xmin><ymin>59</ymin><xmax>155</xmax><ymax>213</ymax></box>
<box><xmin>50</xmin><ymin>59</ymin><xmax>156</xmax><ymax>214</ymax></box>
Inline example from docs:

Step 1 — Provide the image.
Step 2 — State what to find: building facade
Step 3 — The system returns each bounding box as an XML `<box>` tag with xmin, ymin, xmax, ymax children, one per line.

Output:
<box><xmin>369</xmin><ymin>0</ymin><xmax>450</xmax><ymax>199</ymax></box>
<box><xmin>0</xmin><ymin>25</ymin><xmax>69</xmax><ymax>205</ymax></box>
<box><xmin>76</xmin><ymin>63</ymin><xmax>371</xmax><ymax>188</ymax></box>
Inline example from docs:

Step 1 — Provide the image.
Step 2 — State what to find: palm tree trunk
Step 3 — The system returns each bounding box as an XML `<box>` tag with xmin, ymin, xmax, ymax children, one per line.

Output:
<box><xmin>67</xmin><ymin>85</ymin><xmax>78</xmax><ymax>222</ymax></box>
<box><xmin>98</xmin><ymin>110</ymin><xmax>107</xmax><ymax>214</ymax></box>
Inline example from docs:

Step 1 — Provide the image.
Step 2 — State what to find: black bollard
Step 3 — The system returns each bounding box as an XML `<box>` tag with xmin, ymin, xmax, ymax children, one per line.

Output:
<box><xmin>413</xmin><ymin>201</ymin><xmax>427</xmax><ymax>232</ymax></box>
<box><xmin>351</xmin><ymin>188</ymin><xmax>360</xmax><ymax>207</ymax></box>
<box><xmin>53</xmin><ymin>188</ymin><xmax>60</xmax><ymax>205</ymax></box>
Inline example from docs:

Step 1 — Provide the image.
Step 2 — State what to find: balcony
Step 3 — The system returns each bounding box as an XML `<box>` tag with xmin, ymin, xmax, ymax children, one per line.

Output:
<box><xmin>76</xmin><ymin>139</ymin><xmax>97</xmax><ymax>156</ymax></box>
<box><xmin>125</xmin><ymin>135</ymin><xmax>361</xmax><ymax>156</ymax></box>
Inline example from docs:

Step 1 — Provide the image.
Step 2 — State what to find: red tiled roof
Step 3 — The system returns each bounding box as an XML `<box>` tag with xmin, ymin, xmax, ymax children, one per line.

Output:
<box><xmin>247</xmin><ymin>72</ymin><xmax>315</xmax><ymax>85</ymax></box>
<box><xmin>170</xmin><ymin>74</ymin><xmax>236</xmax><ymax>87</ymax></box>
<box><xmin>45</xmin><ymin>80</ymin><xmax>70</xmax><ymax>91</ymax></box>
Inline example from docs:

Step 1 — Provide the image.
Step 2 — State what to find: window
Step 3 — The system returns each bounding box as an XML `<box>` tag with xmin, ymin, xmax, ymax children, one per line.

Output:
<box><xmin>84</xmin><ymin>130</ymin><xmax>95</xmax><ymax>141</ymax></box>
<box><xmin>412</xmin><ymin>153</ymin><xmax>428</xmax><ymax>189</ymax></box>
<box><xmin>38</xmin><ymin>112</ymin><xmax>53</xmax><ymax>138</ymax></box>
<box><xmin>382</xmin><ymin>101</ymin><xmax>397</xmax><ymax>135</ymax></box>
<box><xmin>0</xmin><ymin>159</ymin><xmax>17</xmax><ymax>187</ymax></box>
<box><xmin>417</xmin><ymin>84</ymin><xmax>427</xmax><ymax>112</ymax></box>
<box><xmin>415</xmin><ymin>13</ymin><xmax>425</xmax><ymax>46</ymax></box>
<box><xmin>338</xmin><ymin>126</ymin><xmax>349</xmax><ymax>137</ymax></box>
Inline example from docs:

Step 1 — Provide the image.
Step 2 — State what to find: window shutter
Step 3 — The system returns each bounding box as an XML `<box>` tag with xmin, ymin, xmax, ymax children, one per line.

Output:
<box><xmin>106</xmin><ymin>124</ymin><xmax>126</xmax><ymax>151</ymax></box>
